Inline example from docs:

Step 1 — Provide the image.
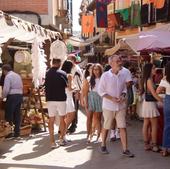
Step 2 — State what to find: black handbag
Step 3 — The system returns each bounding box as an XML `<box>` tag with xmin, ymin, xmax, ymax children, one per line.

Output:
<box><xmin>145</xmin><ymin>81</ymin><xmax>157</xmax><ymax>102</ymax></box>
<box><xmin>145</xmin><ymin>92</ymin><xmax>157</xmax><ymax>102</ymax></box>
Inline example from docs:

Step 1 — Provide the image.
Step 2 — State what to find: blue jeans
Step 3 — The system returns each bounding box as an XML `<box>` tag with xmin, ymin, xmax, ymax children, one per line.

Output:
<box><xmin>5</xmin><ymin>94</ymin><xmax>23</xmax><ymax>135</ymax></box>
<box><xmin>163</xmin><ymin>95</ymin><xmax>170</xmax><ymax>148</ymax></box>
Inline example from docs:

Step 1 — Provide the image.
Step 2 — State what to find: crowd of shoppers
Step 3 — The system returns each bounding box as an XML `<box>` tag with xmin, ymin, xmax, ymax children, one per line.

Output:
<box><xmin>1</xmin><ymin>53</ymin><xmax>170</xmax><ymax>158</ymax></box>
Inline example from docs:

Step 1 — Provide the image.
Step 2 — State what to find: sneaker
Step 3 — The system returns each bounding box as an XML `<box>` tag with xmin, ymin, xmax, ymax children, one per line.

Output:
<box><xmin>115</xmin><ymin>129</ymin><xmax>120</xmax><ymax>139</ymax></box>
<box><xmin>59</xmin><ymin>139</ymin><xmax>67</xmax><ymax>146</ymax></box>
<box><xmin>110</xmin><ymin>136</ymin><xmax>116</xmax><ymax>142</ymax></box>
<box><xmin>14</xmin><ymin>133</ymin><xmax>20</xmax><ymax>138</ymax></box>
<box><xmin>64</xmin><ymin>135</ymin><xmax>71</xmax><ymax>142</ymax></box>
<box><xmin>50</xmin><ymin>143</ymin><xmax>59</xmax><ymax>149</ymax></box>
<box><xmin>122</xmin><ymin>150</ymin><xmax>135</xmax><ymax>158</ymax></box>
<box><xmin>100</xmin><ymin>146</ymin><xmax>109</xmax><ymax>154</ymax></box>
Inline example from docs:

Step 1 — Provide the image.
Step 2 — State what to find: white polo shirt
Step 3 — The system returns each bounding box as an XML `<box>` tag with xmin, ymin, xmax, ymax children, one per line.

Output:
<box><xmin>98</xmin><ymin>67</ymin><xmax>132</xmax><ymax>111</ymax></box>
<box><xmin>159</xmin><ymin>79</ymin><xmax>170</xmax><ymax>95</ymax></box>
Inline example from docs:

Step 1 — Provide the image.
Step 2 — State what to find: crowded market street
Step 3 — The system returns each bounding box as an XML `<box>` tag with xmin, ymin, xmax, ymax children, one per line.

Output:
<box><xmin>0</xmin><ymin>109</ymin><xmax>169</xmax><ymax>169</ymax></box>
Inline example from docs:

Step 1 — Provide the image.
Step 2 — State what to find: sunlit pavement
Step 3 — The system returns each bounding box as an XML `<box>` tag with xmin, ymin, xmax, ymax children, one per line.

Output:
<box><xmin>0</xmin><ymin>109</ymin><xmax>169</xmax><ymax>169</ymax></box>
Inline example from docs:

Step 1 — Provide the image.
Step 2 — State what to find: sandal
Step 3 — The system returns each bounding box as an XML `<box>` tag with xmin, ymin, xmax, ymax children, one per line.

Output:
<box><xmin>144</xmin><ymin>141</ymin><xmax>151</xmax><ymax>151</ymax></box>
<box><xmin>160</xmin><ymin>150</ymin><xmax>169</xmax><ymax>157</ymax></box>
<box><xmin>151</xmin><ymin>143</ymin><xmax>160</xmax><ymax>152</ymax></box>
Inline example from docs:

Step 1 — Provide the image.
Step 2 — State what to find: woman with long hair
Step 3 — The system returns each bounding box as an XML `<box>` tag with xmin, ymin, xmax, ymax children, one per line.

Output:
<box><xmin>83</xmin><ymin>63</ymin><xmax>103</xmax><ymax>143</ymax></box>
<box><xmin>61</xmin><ymin>60</ymin><xmax>75</xmax><ymax>142</ymax></box>
<box><xmin>141</xmin><ymin>63</ymin><xmax>162</xmax><ymax>152</ymax></box>
<box><xmin>157</xmin><ymin>62</ymin><xmax>170</xmax><ymax>156</ymax></box>
<box><xmin>83</xmin><ymin>63</ymin><xmax>93</xmax><ymax>80</ymax></box>
<box><xmin>81</xmin><ymin>63</ymin><xmax>93</xmax><ymax>108</ymax></box>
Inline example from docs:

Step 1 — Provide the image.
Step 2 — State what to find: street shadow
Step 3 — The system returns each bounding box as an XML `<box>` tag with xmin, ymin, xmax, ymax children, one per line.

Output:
<box><xmin>64</xmin><ymin>138</ymin><xmax>96</xmax><ymax>153</ymax></box>
<box><xmin>0</xmin><ymin>163</ymin><xmax>72</xmax><ymax>169</ymax></box>
<box><xmin>0</xmin><ymin>135</ymin><xmax>31</xmax><ymax>159</ymax></box>
<box><xmin>69</xmin><ymin>130</ymin><xmax>86</xmax><ymax>135</ymax></box>
<box><xmin>12</xmin><ymin>132</ymin><xmax>56</xmax><ymax>161</ymax></box>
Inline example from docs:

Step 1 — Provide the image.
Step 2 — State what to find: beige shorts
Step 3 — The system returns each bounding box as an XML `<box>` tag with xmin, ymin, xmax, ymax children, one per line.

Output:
<box><xmin>47</xmin><ymin>101</ymin><xmax>66</xmax><ymax>117</ymax></box>
<box><xmin>103</xmin><ymin>109</ymin><xmax>126</xmax><ymax>129</ymax></box>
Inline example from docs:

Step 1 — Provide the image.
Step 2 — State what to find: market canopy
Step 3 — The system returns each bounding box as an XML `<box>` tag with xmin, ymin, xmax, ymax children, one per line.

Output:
<box><xmin>105</xmin><ymin>23</ymin><xmax>170</xmax><ymax>56</ymax></box>
<box><xmin>0</xmin><ymin>10</ymin><xmax>60</xmax><ymax>44</ymax></box>
<box><xmin>66</xmin><ymin>33</ymin><xmax>103</xmax><ymax>47</ymax></box>
<box><xmin>104</xmin><ymin>39</ymin><xmax>137</xmax><ymax>56</ymax></box>
<box><xmin>125</xmin><ymin>23</ymin><xmax>170</xmax><ymax>53</ymax></box>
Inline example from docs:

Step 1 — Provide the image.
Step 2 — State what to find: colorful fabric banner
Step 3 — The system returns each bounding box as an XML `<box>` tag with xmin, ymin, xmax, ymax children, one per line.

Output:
<box><xmin>131</xmin><ymin>1</ymin><xmax>141</xmax><ymax>26</ymax></box>
<box><xmin>97</xmin><ymin>0</ymin><xmax>113</xmax><ymax>5</ymax></box>
<box><xmin>154</xmin><ymin>0</ymin><xmax>165</xmax><ymax>9</ymax></box>
<box><xmin>82</xmin><ymin>15</ymin><xmax>94</xmax><ymax>34</ymax></box>
<box><xmin>96</xmin><ymin>1</ymin><xmax>108</xmax><ymax>28</ymax></box>
<box><xmin>115</xmin><ymin>0</ymin><xmax>131</xmax><ymax>10</ymax></box>
<box><xmin>107</xmin><ymin>13</ymin><xmax>118</xmax><ymax>32</ymax></box>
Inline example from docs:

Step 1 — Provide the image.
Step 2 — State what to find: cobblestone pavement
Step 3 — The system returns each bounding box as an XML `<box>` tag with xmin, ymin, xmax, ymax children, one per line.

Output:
<box><xmin>0</xmin><ymin>110</ymin><xmax>169</xmax><ymax>169</ymax></box>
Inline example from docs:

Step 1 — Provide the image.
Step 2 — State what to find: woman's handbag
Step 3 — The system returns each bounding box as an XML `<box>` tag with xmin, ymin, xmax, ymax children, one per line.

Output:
<box><xmin>145</xmin><ymin>81</ymin><xmax>157</xmax><ymax>102</ymax></box>
<box><xmin>145</xmin><ymin>92</ymin><xmax>157</xmax><ymax>102</ymax></box>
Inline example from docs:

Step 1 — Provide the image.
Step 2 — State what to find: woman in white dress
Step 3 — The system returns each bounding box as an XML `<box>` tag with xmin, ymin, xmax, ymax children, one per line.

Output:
<box><xmin>61</xmin><ymin>60</ymin><xmax>75</xmax><ymax>137</ymax></box>
<box><xmin>141</xmin><ymin>63</ymin><xmax>162</xmax><ymax>151</ymax></box>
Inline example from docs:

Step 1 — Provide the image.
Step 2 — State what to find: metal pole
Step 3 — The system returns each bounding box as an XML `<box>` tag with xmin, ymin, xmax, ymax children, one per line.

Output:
<box><xmin>113</xmin><ymin>0</ymin><xmax>116</xmax><ymax>45</ymax></box>
<box><xmin>140</xmin><ymin>0</ymin><xmax>143</xmax><ymax>31</ymax></box>
<box><xmin>70</xmin><ymin>0</ymin><xmax>73</xmax><ymax>34</ymax></box>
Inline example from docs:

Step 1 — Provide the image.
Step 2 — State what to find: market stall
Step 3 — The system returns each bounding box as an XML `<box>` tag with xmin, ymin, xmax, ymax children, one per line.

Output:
<box><xmin>0</xmin><ymin>11</ymin><xmax>62</xmax><ymax>139</ymax></box>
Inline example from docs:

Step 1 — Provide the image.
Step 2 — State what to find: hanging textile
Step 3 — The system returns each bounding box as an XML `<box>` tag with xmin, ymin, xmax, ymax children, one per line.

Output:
<box><xmin>98</xmin><ymin>0</ymin><xmax>113</xmax><ymax>5</ymax></box>
<box><xmin>31</xmin><ymin>39</ymin><xmax>47</xmax><ymax>88</ymax></box>
<box><xmin>115</xmin><ymin>7</ymin><xmax>131</xmax><ymax>27</ymax></box>
<box><xmin>96</xmin><ymin>0</ymin><xmax>108</xmax><ymax>28</ymax></box>
<box><xmin>156</xmin><ymin>0</ymin><xmax>170</xmax><ymax>21</ymax></box>
<box><xmin>114</xmin><ymin>13</ymin><xmax>124</xmax><ymax>29</ymax></box>
<box><xmin>50</xmin><ymin>39</ymin><xmax>67</xmax><ymax>63</ymax></box>
<box><xmin>107</xmin><ymin>13</ymin><xmax>118</xmax><ymax>32</ymax></box>
<box><xmin>154</xmin><ymin>0</ymin><xmax>165</xmax><ymax>9</ymax></box>
<box><xmin>131</xmin><ymin>1</ymin><xmax>141</xmax><ymax>26</ymax></box>
<box><xmin>82</xmin><ymin>14</ymin><xmax>94</xmax><ymax>34</ymax></box>
<box><xmin>143</xmin><ymin>0</ymin><xmax>156</xmax><ymax>5</ymax></box>
<box><xmin>141</xmin><ymin>2</ymin><xmax>156</xmax><ymax>25</ymax></box>
<box><xmin>115</xmin><ymin>0</ymin><xmax>131</xmax><ymax>10</ymax></box>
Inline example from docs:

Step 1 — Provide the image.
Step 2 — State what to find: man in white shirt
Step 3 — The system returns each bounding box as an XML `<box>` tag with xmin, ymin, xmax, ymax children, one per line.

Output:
<box><xmin>98</xmin><ymin>55</ymin><xmax>134</xmax><ymax>157</ymax></box>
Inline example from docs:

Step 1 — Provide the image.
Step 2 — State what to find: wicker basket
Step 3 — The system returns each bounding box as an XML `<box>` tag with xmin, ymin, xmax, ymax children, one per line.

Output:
<box><xmin>0</xmin><ymin>136</ymin><xmax>5</xmax><ymax>143</ymax></box>
<box><xmin>20</xmin><ymin>125</ymin><xmax>32</xmax><ymax>136</ymax></box>
<box><xmin>0</xmin><ymin>125</ymin><xmax>12</xmax><ymax>138</ymax></box>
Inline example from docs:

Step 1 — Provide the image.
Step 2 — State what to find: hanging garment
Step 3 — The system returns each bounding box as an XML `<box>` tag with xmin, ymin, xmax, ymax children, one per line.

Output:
<box><xmin>156</xmin><ymin>0</ymin><xmax>170</xmax><ymax>21</ymax></box>
<box><xmin>114</xmin><ymin>13</ymin><xmax>124</xmax><ymax>29</ymax></box>
<box><xmin>131</xmin><ymin>1</ymin><xmax>141</xmax><ymax>26</ymax></box>
<box><xmin>82</xmin><ymin>15</ymin><xmax>94</xmax><ymax>34</ymax></box>
<box><xmin>116</xmin><ymin>8</ymin><xmax>131</xmax><ymax>27</ymax></box>
<box><xmin>116</xmin><ymin>8</ymin><xmax>130</xmax><ymax>22</ymax></box>
<box><xmin>107</xmin><ymin>13</ymin><xmax>118</xmax><ymax>32</ymax></box>
<box><xmin>115</xmin><ymin>0</ymin><xmax>131</xmax><ymax>10</ymax></box>
<box><xmin>107</xmin><ymin>13</ymin><xmax>118</xmax><ymax>27</ymax></box>
<box><xmin>154</xmin><ymin>0</ymin><xmax>165</xmax><ymax>9</ymax></box>
<box><xmin>96</xmin><ymin>1</ymin><xmax>108</xmax><ymax>28</ymax></box>
<box><xmin>99</xmin><ymin>0</ymin><xmax>112</xmax><ymax>5</ymax></box>
<box><xmin>141</xmin><ymin>3</ymin><xmax>156</xmax><ymax>25</ymax></box>
<box><xmin>143</xmin><ymin>0</ymin><xmax>156</xmax><ymax>5</ymax></box>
